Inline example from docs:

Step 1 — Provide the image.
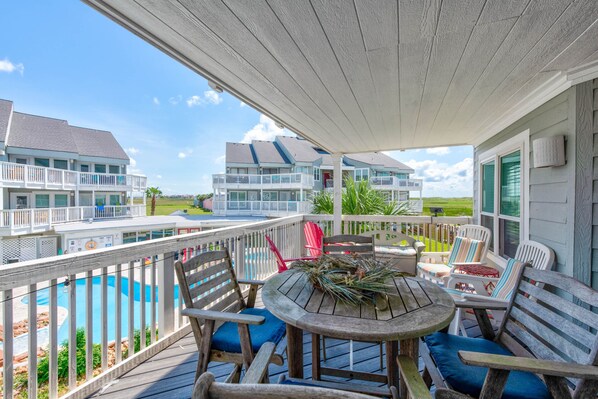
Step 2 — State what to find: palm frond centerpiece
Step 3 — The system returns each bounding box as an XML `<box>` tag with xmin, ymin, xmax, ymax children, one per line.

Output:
<box><xmin>291</xmin><ymin>255</ymin><xmax>404</xmax><ymax>306</ymax></box>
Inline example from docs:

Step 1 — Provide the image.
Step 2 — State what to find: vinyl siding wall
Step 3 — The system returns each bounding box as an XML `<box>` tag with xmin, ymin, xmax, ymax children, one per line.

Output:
<box><xmin>474</xmin><ymin>89</ymin><xmax>576</xmax><ymax>277</ymax></box>
<box><xmin>590</xmin><ymin>79</ymin><xmax>598</xmax><ymax>288</ymax></box>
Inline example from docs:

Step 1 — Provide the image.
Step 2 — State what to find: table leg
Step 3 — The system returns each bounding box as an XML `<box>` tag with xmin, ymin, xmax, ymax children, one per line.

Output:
<box><xmin>286</xmin><ymin>324</ymin><xmax>304</xmax><ymax>379</ymax></box>
<box><xmin>399</xmin><ymin>338</ymin><xmax>419</xmax><ymax>399</ymax></box>
<box><xmin>386</xmin><ymin>341</ymin><xmax>399</xmax><ymax>390</ymax></box>
<box><xmin>312</xmin><ymin>333</ymin><xmax>321</xmax><ymax>381</ymax></box>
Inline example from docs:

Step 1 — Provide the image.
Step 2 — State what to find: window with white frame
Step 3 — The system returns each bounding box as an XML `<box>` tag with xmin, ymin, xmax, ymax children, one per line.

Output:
<box><xmin>354</xmin><ymin>168</ymin><xmax>370</xmax><ymax>181</ymax></box>
<box><xmin>313</xmin><ymin>167</ymin><xmax>321</xmax><ymax>181</ymax></box>
<box><xmin>479</xmin><ymin>131</ymin><xmax>528</xmax><ymax>260</ymax></box>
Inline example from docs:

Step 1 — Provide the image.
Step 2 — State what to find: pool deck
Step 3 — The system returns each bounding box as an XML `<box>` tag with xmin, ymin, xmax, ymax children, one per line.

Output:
<box><xmin>89</xmin><ymin>295</ymin><xmax>484</xmax><ymax>399</ymax></box>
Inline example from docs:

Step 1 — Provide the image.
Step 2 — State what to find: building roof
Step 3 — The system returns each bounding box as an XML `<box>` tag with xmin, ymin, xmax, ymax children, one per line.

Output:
<box><xmin>0</xmin><ymin>99</ymin><xmax>13</xmax><ymax>143</ymax></box>
<box><xmin>70</xmin><ymin>125</ymin><xmax>129</xmax><ymax>160</ymax></box>
<box><xmin>226</xmin><ymin>142</ymin><xmax>257</xmax><ymax>165</ymax></box>
<box><xmin>275</xmin><ymin>136</ymin><xmax>321</xmax><ymax>163</ymax></box>
<box><xmin>0</xmin><ymin>99</ymin><xmax>129</xmax><ymax>161</ymax></box>
<box><xmin>251</xmin><ymin>140</ymin><xmax>289</xmax><ymax>164</ymax></box>
<box><xmin>345</xmin><ymin>153</ymin><xmax>413</xmax><ymax>172</ymax></box>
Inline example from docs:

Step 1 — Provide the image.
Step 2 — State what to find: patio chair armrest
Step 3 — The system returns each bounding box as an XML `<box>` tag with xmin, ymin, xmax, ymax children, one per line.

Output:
<box><xmin>181</xmin><ymin>308</ymin><xmax>265</xmax><ymax>325</ymax></box>
<box><xmin>421</xmin><ymin>251</ymin><xmax>450</xmax><ymax>257</ymax></box>
<box><xmin>450</xmin><ymin>261</ymin><xmax>484</xmax><ymax>266</ymax></box>
<box><xmin>458</xmin><ymin>351</ymin><xmax>598</xmax><ymax>379</ymax></box>
<box><xmin>454</xmin><ymin>297</ymin><xmax>509</xmax><ymax>311</ymax></box>
<box><xmin>241</xmin><ymin>342</ymin><xmax>276</xmax><ymax>384</ymax></box>
<box><xmin>460</xmin><ymin>294</ymin><xmax>508</xmax><ymax>304</ymax></box>
<box><xmin>237</xmin><ymin>279</ymin><xmax>265</xmax><ymax>286</ymax></box>
<box><xmin>414</xmin><ymin>241</ymin><xmax>426</xmax><ymax>255</ymax></box>
<box><xmin>397</xmin><ymin>355</ymin><xmax>433</xmax><ymax>399</ymax></box>
<box><xmin>434</xmin><ymin>389</ymin><xmax>473</xmax><ymax>399</ymax></box>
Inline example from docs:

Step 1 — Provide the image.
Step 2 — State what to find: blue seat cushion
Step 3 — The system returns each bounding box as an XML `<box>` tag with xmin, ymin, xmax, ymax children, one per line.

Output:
<box><xmin>425</xmin><ymin>332</ymin><xmax>550</xmax><ymax>399</ymax></box>
<box><xmin>211</xmin><ymin>307</ymin><xmax>286</xmax><ymax>353</ymax></box>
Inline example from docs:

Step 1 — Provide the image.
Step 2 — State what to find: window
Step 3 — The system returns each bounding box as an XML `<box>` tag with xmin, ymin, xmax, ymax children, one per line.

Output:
<box><xmin>34</xmin><ymin>158</ymin><xmax>50</xmax><ymax>167</ymax></box>
<box><xmin>80</xmin><ymin>164</ymin><xmax>90</xmax><ymax>172</ymax></box>
<box><xmin>263</xmin><ymin>191</ymin><xmax>278</xmax><ymax>201</ymax></box>
<box><xmin>55</xmin><ymin>194</ymin><xmax>68</xmax><ymax>208</ymax></box>
<box><xmin>15</xmin><ymin>158</ymin><xmax>27</xmax><ymax>165</ymax></box>
<box><xmin>354</xmin><ymin>168</ymin><xmax>370</xmax><ymax>181</ymax></box>
<box><xmin>295</xmin><ymin>166</ymin><xmax>310</xmax><ymax>174</ymax></box>
<box><xmin>109</xmin><ymin>165</ymin><xmax>120</xmax><ymax>174</ymax></box>
<box><xmin>95</xmin><ymin>195</ymin><xmax>106</xmax><ymax>206</ymax></box>
<box><xmin>54</xmin><ymin>160</ymin><xmax>68</xmax><ymax>170</ymax></box>
<box><xmin>94</xmin><ymin>164</ymin><xmax>106</xmax><ymax>173</ymax></box>
<box><xmin>228</xmin><ymin>192</ymin><xmax>246</xmax><ymax>201</ymax></box>
<box><xmin>123</xmin><ymin>232</ymin><xmax>137</xmax><ymax>244</ymax></box>
<box><xmin>479</xmin><ymin>131</ymin><xmax>528</xmax><ymax>260</ymax></box>
<box><xmin>313</xmin><ymin>167</ymin><xmax>321</xmax><ymax>181</ymax></box>
<box><xmin>109</xmin><ymin>195</ymin><xmax>120</xmax><ymax>205</ymax></box>
<box><xmin>35</xmin><ymin>194</ymin><xmax>50</xmax><ymax>208</ymax></box>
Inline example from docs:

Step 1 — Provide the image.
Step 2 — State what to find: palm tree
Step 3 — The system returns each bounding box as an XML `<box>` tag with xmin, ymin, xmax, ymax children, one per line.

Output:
<box><xmin>146</xmin><ymin>187</ymin><xmax>162</xmax><ymax>216</ymax></box>
<box><xmin>311</xmin><ymin>177</ymin><xmax>411</xmax><ymax>216</ymax></box>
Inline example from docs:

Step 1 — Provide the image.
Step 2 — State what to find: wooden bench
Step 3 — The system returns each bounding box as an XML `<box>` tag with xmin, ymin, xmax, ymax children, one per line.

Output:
<box><xmin>399</xmin><ymin>267</ymin><xmax>598</xmax><ymax>399</ymax></box>
<box><xmin>360</xmin><ymin>230</ymin><xmax>425</xmax><ymax>274</ymax></box>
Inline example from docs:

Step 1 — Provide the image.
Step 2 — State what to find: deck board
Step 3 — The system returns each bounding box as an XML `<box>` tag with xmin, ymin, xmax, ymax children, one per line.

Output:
<box><xmin>90</xmin><ymin>295</ymin><xmax>484</xmax><ymax>399</ymax></box>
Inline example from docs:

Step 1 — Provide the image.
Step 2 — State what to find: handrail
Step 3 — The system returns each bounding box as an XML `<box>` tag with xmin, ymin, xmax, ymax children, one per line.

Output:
<box><xmin>212</xmin><ymin>172</ymin><xmax>313</xmax><ymax>186</ymax></box>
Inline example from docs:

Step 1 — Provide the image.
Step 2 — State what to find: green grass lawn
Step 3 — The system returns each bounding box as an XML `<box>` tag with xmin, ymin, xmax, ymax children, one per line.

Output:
<box><xmin>421</xmin><ymin>197</ymin><xmax>472</xmax><ymax>216</ymax></box>
<box><xmin>143</xmin><ymin>197</ymin><xmax>212</xmax><ymax>216</ymax></box>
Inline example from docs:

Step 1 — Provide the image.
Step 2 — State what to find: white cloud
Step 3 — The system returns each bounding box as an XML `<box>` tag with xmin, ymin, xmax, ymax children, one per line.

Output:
<box><xmin>242</xmin><ymin>114</ymin><xmax>294</xmax><ymax>143</ymax></box>
<box><xmin>405</xmin><ymin>157</ymin><xmax>473</xmax><ymax>197</ymax></box>
<box><xmin>169</xmin><ymin>95</ymin><xmax>182</xmax><ymax>105</ymax></box>
<box><xmin>186</xmin><ymin>90</ymin><xmax>223</xmax><ymax>107</ymax></box>
<box><xmin>129</xmin><ymin>157</ymin><xmax>137</xmax><ymax>168</ymax></box>
<box><xmin>240</xmin><ymin>101</ymin><xmax>247</xmax><ymax>108</ymax></box>
<box><xmin>426</xmin><ymin>147</ymin><xmax>451</xmax><ymax>155</ymax></box>
<box><xmin>156</xmin><ymin>174</ymin><xmax>162</xmax><ymax>179</ymax></box>
<box><xmin>127</xmin><ymin>147</ymin><xmax>140</xmax><ymax>155</ymax></box>
<box><xmin>178</xmin><ymin>152</ymin><xmax>187</xmax><ymax>159</ymax></box>
<box><xmin>215</xmin><ymin>154</ymin><xmax>226</xmax><ymax>164</ymax></box>
<box><xmin>152</xmin><ymin>97</ymin><xmax>160</xmax><ymax>105</ymax></box>
<box><xmin>204</xmin><ymin>90</ymin><xmax>222</xmax><ymax>105</ymax></box>
<box><xmin>0</xmin><ymin>59</ymin><xmax>24</xmax><ymax>75</ymax></box>
<box><xmin>177</xmin><ymin>148</ymin><xmax>193</xmax><ymax>159</ymax></box>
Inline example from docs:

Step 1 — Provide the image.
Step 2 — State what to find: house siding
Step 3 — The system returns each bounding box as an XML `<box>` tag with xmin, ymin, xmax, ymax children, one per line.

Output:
<box><xmin>590</xmin><ymin>78</ymin><xmax>598</xmax><ymax>289</ymax></box>
<box><xmin>474</xmin><ymin>89</ymin><xmax>575</xmax><ymax>277</ymax></box>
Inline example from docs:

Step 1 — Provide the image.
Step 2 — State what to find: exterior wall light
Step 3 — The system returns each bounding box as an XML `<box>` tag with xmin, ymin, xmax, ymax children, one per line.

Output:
<box><xmin>532</xmin><ymin>135</ymin><xmax>566</xmax><ymax>168</ymax></box>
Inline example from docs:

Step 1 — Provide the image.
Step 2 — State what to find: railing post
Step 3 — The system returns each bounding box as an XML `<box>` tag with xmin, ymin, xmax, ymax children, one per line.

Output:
<box><xmin>235</xmin><ymin>235</ymin><xmax>246</xmax><ymax>279</ymax></box>
<box><xmin>158</xmin><ymin>252</ymin><xmax>175</xmax><ymax>337</ymax></box>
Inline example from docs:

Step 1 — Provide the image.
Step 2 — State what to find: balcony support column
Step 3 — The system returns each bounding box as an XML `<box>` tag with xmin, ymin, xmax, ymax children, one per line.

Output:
<box><xmin>332</xmin><ymin>154</ymin><xmax>343</xmax><ymax>235</ymax></box>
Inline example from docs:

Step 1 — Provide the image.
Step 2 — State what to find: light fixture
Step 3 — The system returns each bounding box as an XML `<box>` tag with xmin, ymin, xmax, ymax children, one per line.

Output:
<box><xmin>533</xmin><ymin>135</ymin><xmax>566</xmax><ymax>168</ymax></box>
<box><xmin>208</xmin><ymin>81</ymin><xmax>224</xmax><ymax>93</ymax></box>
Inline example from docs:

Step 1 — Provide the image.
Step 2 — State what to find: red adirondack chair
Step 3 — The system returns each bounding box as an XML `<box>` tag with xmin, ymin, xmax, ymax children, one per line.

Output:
<box><xmin>304</xmin><ymin>221</ymin><xmax>324</xmax><ymax>257</ymax></box>
<box><xmin>265</xmin><ymin>234</ymin><xmax>318</xmax><ymax>273</ymax></box>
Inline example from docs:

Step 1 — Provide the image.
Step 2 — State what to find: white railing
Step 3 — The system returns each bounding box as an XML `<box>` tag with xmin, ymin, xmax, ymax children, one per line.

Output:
<box><xmin>369</xmin><ymin>176</ymin><xmax>423</xmax><ymax>190</ymax></box>
<box><xmin>0</xmin><ymin>205</ymin><xmax>147</xmax><ymax>233</ymax></box>
<box><xmin>212</xmin><ymin>200</ymin><xmax>312</xmax><ymax>216</ymax></box>
<box><xmin>0</xmin><ymin>161</ymin><xmax>147</xmax><ymax>192</ymax></box>
<box><xmin>0</xmin><ymin>215</ymin><xmax>303</xmax><ymax>399</ymax></box>
<box><xmin>212</xmin><ymin>173</ymin><xmax>314</xmax><ymax>189</ymax></box>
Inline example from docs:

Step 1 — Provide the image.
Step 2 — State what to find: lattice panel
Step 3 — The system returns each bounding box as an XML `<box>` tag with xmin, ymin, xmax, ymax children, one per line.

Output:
<box><xmin>2</xmin><ymin>237</ymin><xmax>36</xmax><ymax>264</ymax></box>
<box><xmin>39</xmin><ymin>237</ymin><xmax>57</xmax><ymax>258</ymax></box>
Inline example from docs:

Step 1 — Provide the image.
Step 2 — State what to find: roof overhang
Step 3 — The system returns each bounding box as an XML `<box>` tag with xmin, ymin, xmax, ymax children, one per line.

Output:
<box><xmin>84</xmin><ymin>1</ymin><xmax>598</xmax><ymax>153</ymax></box>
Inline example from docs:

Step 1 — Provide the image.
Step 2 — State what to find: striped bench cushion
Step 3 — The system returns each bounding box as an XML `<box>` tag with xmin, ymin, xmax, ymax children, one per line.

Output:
<box><xmin>447</xmin><ymin>237</ymin><xmax>485</xmax><ymax>267</ymax></box>
<box><xmin>491</xmin><ymin>258</ymin><xmax>526</xmax><ymax>300</ymax></box>
<box><xmin>417</xmin><ymin>262</ymin><xmax>452</xmax><ymax>278</ymax></box>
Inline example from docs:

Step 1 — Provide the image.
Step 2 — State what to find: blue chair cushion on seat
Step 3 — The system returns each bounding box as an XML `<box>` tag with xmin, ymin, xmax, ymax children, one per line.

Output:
<box><xmin>425</xmin><ymin>332</ymin><xmax>551</xmax><ymax>399</ymax></box>
<box><xmin>211</xmin><ymin>307</ymin><xmax>286</xmax><ymax>353</ymax></box>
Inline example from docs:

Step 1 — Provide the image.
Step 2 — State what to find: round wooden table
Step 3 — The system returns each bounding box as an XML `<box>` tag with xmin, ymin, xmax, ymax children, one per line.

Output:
<box><xmin>262</xmin><ymin>270</ymin><xmax>455</xmax><ymax>398</ymax></box>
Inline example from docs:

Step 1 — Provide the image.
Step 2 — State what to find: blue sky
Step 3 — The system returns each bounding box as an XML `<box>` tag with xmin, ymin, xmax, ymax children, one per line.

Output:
<box><xmin>0</xmin><ymin>1</ymin><xmax>473</xmax><ymax>197</ymax></box>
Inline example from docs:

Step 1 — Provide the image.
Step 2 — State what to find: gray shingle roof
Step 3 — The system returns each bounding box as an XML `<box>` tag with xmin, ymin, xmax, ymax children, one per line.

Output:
<box><xmin>251</xmin><ymin>140</ymin><xmax>289</xmax><ymax>164</ymax></box>
<box><xmin>0</xmin><ymin>100</ymin><xmax>130</xmax><ymax>161</ymax></box>
<box><xmin>70</xmin><ymin>125</ymin><xmax>129</xmax><ymax>160</ymax></box>
<box><xmin>226</xmin><ymin>142</ymin><xmax>257</xmax><ymax>164</ymax></box>
<box><xmin>275</xmin><ymin>136</ymin><xmax>321</xmax><ymax>163</ymax></box>
<box><xmin>0</xmin><ymin>99</ymin><xmax>13</xmax><ymax>143</ymax></box>
<box><xmin>345</xmin><ymin>152</ymin><xmax>413</xmax><ymax>172</ymax></box>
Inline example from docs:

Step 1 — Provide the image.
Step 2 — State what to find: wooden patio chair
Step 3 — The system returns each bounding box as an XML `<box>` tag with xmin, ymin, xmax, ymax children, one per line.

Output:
<box><xmin>264</xmin><ymin>234</ymin><xmax>318</xmax><ymax>273</ymax></box>
<box><xmin>175</xmin><ymin>249</ymin><xmax>286</xmax><ymax>383</ymax></box>
<box><xmin>446</xmin><ymin>240</ymin><xmax>555</xmax><ymax>335</ymax></box>
<box><xmin>400</xmin><ymin>267</ymin><xmax>598</xmax><ymax>399</ymax></box>
<box><xmin>304</xmin><ymin>221</ymin><xmax>324</xmax><ymax>257</ymax></box>
<box><xmin>417</xmin><ymin>224</ymin><xmax>491</xmax><ymax>285</ymax></box>
<box><xmin>323</xmin><ymin>234</ymin><xmax>375</xmax><ymax>258</ymax></box>
<box><xmin>193</xmin><ymin>342</ymin><xmax>395</xmax><ymax>399</ymax></box>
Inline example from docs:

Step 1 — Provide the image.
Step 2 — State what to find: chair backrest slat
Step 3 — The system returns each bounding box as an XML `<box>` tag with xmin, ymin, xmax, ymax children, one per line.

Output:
<box><xmin>498</xmin><ymin>267</ymin><xmax>598</xmax><ymax>393</ymax></box>
<box><xmin>323</xmin><ymin>234</ymin><xmax>375</xmax><ymax>258</ymax></box>
<box><xmin>304</xmin><ymin>222</ymin><xmax>324</xmax><ymax>257</ymax></box>
<box><xmin>513</xmin><ymin>240</ymin><xmax>555</xmax><ymax>271</ymax></box>
<box><xmin>175</xmin><ymin>249</ymin><xmax>245</xmax><ymax>344</ymax></box>
<box><xmin>265</xmin><ymin>234</ymin><xmax>288</xmax><ymax>273</ymax></box>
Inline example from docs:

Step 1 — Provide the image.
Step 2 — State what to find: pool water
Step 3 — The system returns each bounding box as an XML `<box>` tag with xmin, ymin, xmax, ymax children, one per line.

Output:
<box><xmin>22</xmin><ymin>276</ymin><xmax>180</xmax><ymax>345</ymax></box>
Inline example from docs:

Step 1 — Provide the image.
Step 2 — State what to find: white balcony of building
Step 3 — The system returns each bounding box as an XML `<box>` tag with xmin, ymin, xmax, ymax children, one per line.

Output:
<box><xmin>212</xmin><ymin>173</ymin><xmax>314</xmax><ymax>190</ymax></box>
<box><xmin>212</xmin><ymin>200</ymin><xmax>312</xmax><ymax>217</ymax></box>
<box><xmin>0</xmin><ymin>161</ymin><xmax>147</xmax><ymax>192</ymax></box>
<box><xmin>369</xmin><ymin>176</ymin><xmax>423</xmax><ymax>191</ymax></box>
<box><xmin>0</xmin><ymin>204</ymin><xmax>147</xmax><ymax>236</ymax></box>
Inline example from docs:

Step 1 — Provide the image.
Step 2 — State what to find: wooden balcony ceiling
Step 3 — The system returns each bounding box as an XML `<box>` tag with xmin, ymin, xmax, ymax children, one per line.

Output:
<box><xmin>85</xmin><ymin>0</ymin><xmax>598</xmax><ymax>153</ymax></box>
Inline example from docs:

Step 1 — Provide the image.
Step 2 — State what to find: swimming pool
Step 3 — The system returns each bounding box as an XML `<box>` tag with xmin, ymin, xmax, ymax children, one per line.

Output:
<box><xmin>22</xmin><ymin>276</ymin><xmax>180</xmax><ymax>345</ymax></box>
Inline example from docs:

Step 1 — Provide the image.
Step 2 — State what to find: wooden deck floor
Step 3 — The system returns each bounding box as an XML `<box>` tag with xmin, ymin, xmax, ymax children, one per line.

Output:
<box><xmin>90</xmin><ymin>299</ymin><xmax>483</xmax><ymax>399</ymax></box>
